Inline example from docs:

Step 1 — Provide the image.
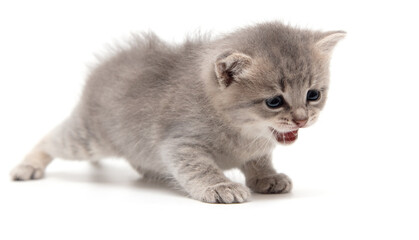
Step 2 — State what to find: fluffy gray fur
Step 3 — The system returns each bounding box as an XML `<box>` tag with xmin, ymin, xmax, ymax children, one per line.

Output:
<box><xmin>11</xmin><ymin>22</ymin><xmax>345</xmax><ymax>203</ymax></box>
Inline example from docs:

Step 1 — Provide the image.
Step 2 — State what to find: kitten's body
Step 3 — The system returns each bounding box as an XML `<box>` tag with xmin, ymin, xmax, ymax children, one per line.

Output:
<box><xmin>11</xmin><ymin>22</ymin><xmax>345</xmax><ymax>203</ymax></box>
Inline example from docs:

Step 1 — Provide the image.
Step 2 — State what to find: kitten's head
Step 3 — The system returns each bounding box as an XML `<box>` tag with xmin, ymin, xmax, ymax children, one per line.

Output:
<box><xmin>207</xmin><ymin>23</ymin><xmax>345</xmax><ymax>144</ymax></box>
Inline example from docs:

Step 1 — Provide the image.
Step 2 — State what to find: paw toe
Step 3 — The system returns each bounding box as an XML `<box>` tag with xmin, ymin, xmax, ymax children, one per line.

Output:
<box><xmin>201</xmin><ymin>182</ymin><xmax>251</xmax><ymax>204</ymax></box>
<box><xmin>248</xmin><ymin>173</ymin><xmax>292</xmax><ymax>194</ymax></box>
<box><xmin>10</xmin><ymin>164</ymin><xmax>44</xmax><ymax>181</ymax></box>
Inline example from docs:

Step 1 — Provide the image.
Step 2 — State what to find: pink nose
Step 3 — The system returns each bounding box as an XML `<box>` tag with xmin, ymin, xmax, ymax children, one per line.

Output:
<box><xmin>293</xmin><ymin>119</ymin><xmax>308</xmax><ymax>128</ymax></box>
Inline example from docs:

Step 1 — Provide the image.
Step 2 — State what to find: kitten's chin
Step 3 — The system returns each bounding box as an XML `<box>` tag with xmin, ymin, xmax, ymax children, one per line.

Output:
<box><xmin>270</xmin><ymin>128</ymin><xmax>298</xmax><ymax>145</ymax></box>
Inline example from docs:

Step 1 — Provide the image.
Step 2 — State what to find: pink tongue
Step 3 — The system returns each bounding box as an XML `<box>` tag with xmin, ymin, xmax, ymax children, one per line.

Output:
<box><xmin>277</xmin><ymin>130</ymin><xmax>298</xmax><ymax>142</ymax></box>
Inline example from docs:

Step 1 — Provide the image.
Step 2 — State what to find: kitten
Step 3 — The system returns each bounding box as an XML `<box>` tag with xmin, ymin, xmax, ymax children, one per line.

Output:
<box><xmin>10</xmin><ymin>22</ymin><xmax>345</xmax><ymax>203</ymax></box>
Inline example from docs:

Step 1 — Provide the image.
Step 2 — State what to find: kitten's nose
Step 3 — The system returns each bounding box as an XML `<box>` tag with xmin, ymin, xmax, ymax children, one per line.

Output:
<box><xmin>293</xmin><ymin>119</ymin><xmax>308</xmax><ymax>128</ymax></box>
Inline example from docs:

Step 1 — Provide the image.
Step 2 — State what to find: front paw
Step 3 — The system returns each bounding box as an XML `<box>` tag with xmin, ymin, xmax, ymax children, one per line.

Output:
<box><xmin>197</xmin><ymin>182</ymin><xmax>251</xmax><ymax>204</ymax></box>
<box><xmin>246</xmin><ymin>173</ymin><xmax>292</xmax><ymax>194</ymax></box>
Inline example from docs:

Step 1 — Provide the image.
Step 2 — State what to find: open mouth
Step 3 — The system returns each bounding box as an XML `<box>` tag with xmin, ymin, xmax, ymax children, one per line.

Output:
<box><xmin>270</xmin><ymin>128</ymin><xmax>298</xmax><ymax>144</ymax></box>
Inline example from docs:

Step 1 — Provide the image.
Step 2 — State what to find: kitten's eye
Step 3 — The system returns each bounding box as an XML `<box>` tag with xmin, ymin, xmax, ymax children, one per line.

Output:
<box><xmin>265</xmin><ymin>96</ymin><xmax>284</xmax><ymax>109</ymax></box>
<box><xmin>307</xmin><ymin>90</ymin><xmax>320</xmax><ymax>101</ymax></box>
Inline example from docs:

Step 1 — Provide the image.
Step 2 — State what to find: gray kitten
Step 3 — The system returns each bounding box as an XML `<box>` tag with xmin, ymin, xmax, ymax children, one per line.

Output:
<box><xmin>11</xmin><ymin>22</ymin><xmax>345</xmax><ymax>203</ymax></box>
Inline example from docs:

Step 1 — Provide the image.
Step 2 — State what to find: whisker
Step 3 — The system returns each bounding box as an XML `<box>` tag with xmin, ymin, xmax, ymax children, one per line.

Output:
<box><xmin>245</xmin><ymin>127</ymin><xmax>269</xmax><ymax>150</ymax></box>
<box><xmin>262</xmin><ymin>128</ymin><xmax>276</xmax><ymax>153</ymax></box>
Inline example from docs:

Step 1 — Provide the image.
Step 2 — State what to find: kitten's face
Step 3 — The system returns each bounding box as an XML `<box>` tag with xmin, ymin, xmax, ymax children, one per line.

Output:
<box><xmin>212</xmin><ymin>30</ymin><xmax>344</xmax><ymax>145</ymax></box>
<box><xmin>218</xmin><ymin>56</ymin><xmax>329</xmax><ymax>145</ymax></box>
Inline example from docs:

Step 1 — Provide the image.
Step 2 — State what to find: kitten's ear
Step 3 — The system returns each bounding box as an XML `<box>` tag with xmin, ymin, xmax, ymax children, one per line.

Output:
<box><xmin>214</xmin><ymin>50</ymin><xmax>252</xmax><ymax>89</ymax></box>
<box><xmin>316</xmin><ymin>31</ymin><xmax>346</xmax><ymax>54</ymax></box>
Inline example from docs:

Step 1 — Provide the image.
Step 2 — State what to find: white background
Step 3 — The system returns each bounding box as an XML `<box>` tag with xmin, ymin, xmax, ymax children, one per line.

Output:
<box><xmin>1</xmin><ymin>0</ymin><xmax>418</xmax><ymax>239</ymax></box>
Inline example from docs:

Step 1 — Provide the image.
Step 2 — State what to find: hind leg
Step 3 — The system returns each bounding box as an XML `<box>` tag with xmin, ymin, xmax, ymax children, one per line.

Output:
<box><xmin>11</xmin><ymin>117</ymin><xmax>109</xmax><ymax>181</ymax></box>
<box><xmin>10</xmin><ymin>137</ymin><xmax>53</xmax><ymax>180</ymax></box>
